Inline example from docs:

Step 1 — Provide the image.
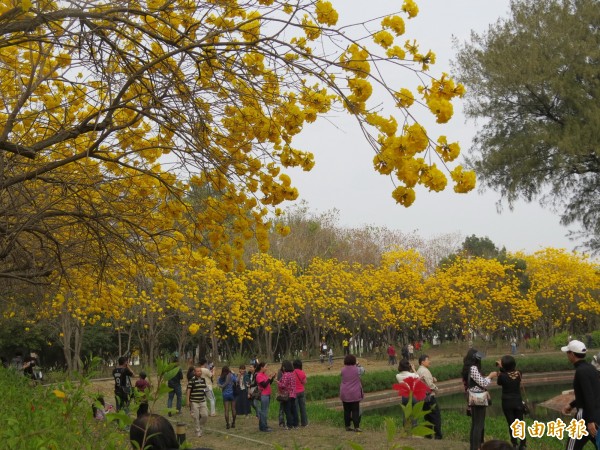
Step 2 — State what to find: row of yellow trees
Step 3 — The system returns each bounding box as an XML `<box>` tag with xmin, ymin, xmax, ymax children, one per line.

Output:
<box><xmin>15</xmin><ymin>245</ymin><xmax>597</xmax><ymax>370</ymax></box>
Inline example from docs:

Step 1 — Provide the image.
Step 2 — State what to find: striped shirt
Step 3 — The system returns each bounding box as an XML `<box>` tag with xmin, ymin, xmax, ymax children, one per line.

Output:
<box><xmin>187</xmin><ymin>376</ymin><xmax>207</xmax><ymax>404</ymax></box>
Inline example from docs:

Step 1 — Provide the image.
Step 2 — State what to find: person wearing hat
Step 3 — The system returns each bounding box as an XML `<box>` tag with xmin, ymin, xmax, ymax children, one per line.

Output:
<box><xmin>561</xmin><ymin>340</ymin><xmax>600</xmax><ymax>450</ymax></box>
<box><xmin>462</xmin><ymin>349</ymin><xmax>498</xmax><ymax>450</ymax></box>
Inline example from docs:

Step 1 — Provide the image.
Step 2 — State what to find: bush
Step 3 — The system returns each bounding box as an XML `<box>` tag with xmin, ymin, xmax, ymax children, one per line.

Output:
<box><xmin>526</xmin><ymin>337</ymin><xmax>541</xmax><ymax>350</ymax></box>
<box><xmin>589</xmin><ymin>331</ymin><xmax>600</xmax><ymax>349</ymax></box>
<box><xmin>0</xmin><ymin>368</ymin><xmax>128</xmax><ymax>450</ymax></box>
<box><xmin>550</xmin><ymin>331</ymin><xmax>570</xmax><ymax>350</ymax></box>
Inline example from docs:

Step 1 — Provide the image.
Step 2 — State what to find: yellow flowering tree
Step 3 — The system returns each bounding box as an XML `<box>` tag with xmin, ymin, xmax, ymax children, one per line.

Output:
<box><xmin>361</xmin><ymin>249</ymin><xmax>429</xmax><ymax>343</ymax></box>
<box><xmin>297</xmin><ymin>257</ymin><xmax>360</xmax><ymax>353</ymax></box>
<box><xmin>241</xmin><ymin>254</ymin><xmax>300</xmax><ymax>360</ymax></box>
<box><xmin>521</xmin><ymin>248</ymin><xmax>600</xmax><ymax>338</ymax></box>
<box><xmin>178</xmin><ymin>253</ymin><xmax>250</xmax><ymax>359</ymax></box>
<box><xmin>1</xmin><ymin>0</ymin><xmax>475</xmax><ymax>288</ymax></box>
<box><xmin>425</xmin><ymin>256</ymin><xmax>539</xmax><ymax>338</ymax></box>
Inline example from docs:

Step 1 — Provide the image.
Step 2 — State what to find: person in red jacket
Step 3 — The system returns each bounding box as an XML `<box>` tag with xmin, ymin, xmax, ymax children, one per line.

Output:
<box><xmin>387</xmin><ymin>344</ymin><xmax>397</xmax><ymax>366</ymax></box>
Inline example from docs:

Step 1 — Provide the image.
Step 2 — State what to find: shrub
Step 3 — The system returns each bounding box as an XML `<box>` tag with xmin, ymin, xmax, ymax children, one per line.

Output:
<box><xmin>526</xmin><ymin>337</ymin><xmax>541</xmax><ymax>350</ymax></box>
<box><xmin>550</xmin><ymin>331</ymin><xmax>570</xmax><ymax>350</ymax></box>
<box><xmin>0</xmin><ymin>367</ymin><xmax>127</xmax><ymax>449</ymax></box>
<box><xmin>589</xmin><ymin>331</ymin><xmax>600</xmax><ymax>349</ymax></box>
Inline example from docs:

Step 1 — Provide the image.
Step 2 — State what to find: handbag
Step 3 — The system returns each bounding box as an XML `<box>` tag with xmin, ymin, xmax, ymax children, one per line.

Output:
<box><xmin>276</xmin><ymin>391</ymin><xmax>289</xmax><ymax>402</ymax></box>
<box><xmin>468</xmin><ymin>389</ymin><xmax>489</xmax><ymax>406</ymax></box>
<box><xmin>467</xmin><ymin>371</ymin><xmax>489</xmax><ymax>406</ymax></box>
<box><xmin>248</xmin><ymin>387</ymin><xmax>261</xmax><ymax>400</ymax></box>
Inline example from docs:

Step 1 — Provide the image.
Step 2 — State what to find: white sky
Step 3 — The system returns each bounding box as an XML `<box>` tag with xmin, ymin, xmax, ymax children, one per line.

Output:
<box><xmin>287</xmin><ymin>0</ymin><xmax>582</xmax><ymax>254</ymax></box>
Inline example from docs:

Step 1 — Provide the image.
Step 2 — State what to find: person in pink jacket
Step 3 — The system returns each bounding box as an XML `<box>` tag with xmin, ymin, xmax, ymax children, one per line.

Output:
<box><xmin>293</xmin><ymin>359</ymin><xmax>308</xmax><ymax>427</ymax></box>
<box><xmin>256</xmin><ymin>362</ymin><xmax>276</xmax><ymax>432</ymax></box>
<box><xmin>339</xmin><ymin>354</ymin><xmax>365</xmax><ymax>432</ymax></box>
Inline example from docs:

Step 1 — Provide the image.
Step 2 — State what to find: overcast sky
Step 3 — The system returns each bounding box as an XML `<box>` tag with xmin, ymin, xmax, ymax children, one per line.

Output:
<box><xmin>287</xmin><ymin>0</ymin><xmax>582</xmax><ymax>254</ymax></box>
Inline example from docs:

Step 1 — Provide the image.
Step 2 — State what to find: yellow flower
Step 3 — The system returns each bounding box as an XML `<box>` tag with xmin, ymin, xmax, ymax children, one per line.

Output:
<box><xmin>315</xmin><ymin>0</ymin><xmax>338</xmax><ymax>26</ymax></box>
<box><xmin>395</xmin><ymin>88</ymin><xmax>414</xmax><ymax>108</ymax></box>
<box><xmin>391</xmin><ymin>186</ymin><xmax>416</xmax><ymax>207</ymax></box>
<box><xmin>386</xmin><ymin>46</ymin><xmax>406</xmax><ymax>59</ymax></box>
<box><xmin>381</xmin><ymin>15</ymin><xmax>405</xmax><ymax>36</ymax></box>
<box><xmin>402</xmin><ymin>0</ymin><xmax>419</xmax><ymax>18</ymax></box>
<box><xmin>53</xmin><ymin>390</ymin><xmax>66</xmax><ymax>399</ymax></box>
<box><xmin>451</xmin><ymin>166</ymin><xmax>477</xmax><ymax>193</ymax></box>
<box><xmin>373</xmin><ymin>30</ymin><xmax>394</xmax><ymax>49</ymax></box>
<box><xmin>188</xmin><ymin>323</ymin><xmax>200</xmax><ymax>335</ymax></box>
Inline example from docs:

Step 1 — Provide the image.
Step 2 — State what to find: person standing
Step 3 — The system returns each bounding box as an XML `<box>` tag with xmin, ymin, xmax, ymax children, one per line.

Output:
<box><xmin>320</xmin><ymin>340</ymin><xmax>327</xmax><ymax>364</ymax></box>
<box><xmin>199</xmin><ymin>358</ymin><xmax>216</xmax><ymax>417</ymax></box>
<box><xmin>561</xmin><ymin>340</ymin><xmax>600</xmax><ymax>450</ymax></box>
<box><xmin>343</xmin><ymin>338</ymin><xmax>350</xmax><ymax>356</ymax></box>
<box><xmin>256</xmin><ymin>362</ymin><xmax>276</xmax><ymax>432</ymax></box>
<box><xmin>277</xmin><ymin>360</ymin><xmax>298</xmax><ymax>429</ymax></box>
<box><xmin>246</xmin><ymin>364</ymin><xmax>260</xmax><ymax>418</ymax></box>
<box><xmin>134</xmin><ymin>371</ymin><xmax>150</xmax><ymax>418</ymax></box>
<box><xmin>113</xmin><ymin>356</ymin><xmax>135</xmax><ymax>413</ymax></box>
<box><xmin>328</xmin><ymin>347</ymin><xmax>334</xmax><ymax>369</ymax></box>
<box><xmin>340</xmin><ymin>354</ymin><xmax>365</xmax><ymax>432</ymax></box>
<box><xmin>293</xmin><ymin>359</ymin><xmax>308</xmax><ymax>427</ymax></box>
<box><xmin>236</xmin><ymin>365</ymin><xmax>251</xmax><ymax>417</ymax></box>
<box><xmin>407</xmin><ymin>343</ymin><xmax>414</xmax><ymax>360</ymax></box>
<box><xmin>496</xmin><ymin>355</ymin><xmax>526</xmax><ymax>450</ymax></box>
<box><xmin>167</xmin><ymin>359</ymin><xmax>183</xmax><ymax>416</ymax></box>
<box><xmin>462</xmin><ymin>349</ymin><xmax>497</xmax><ymax>450</ymax></box>
<box><xmin>396</xmin><ymin>359</ymin><xmax>418</xmax><ymax>405</ymax></box>
<box><xmin>387</xmin><ymin>344</ymin><xmax>397</xmax><ymax>366</ymax></box>
<box><xmin>417</xmin><ymin>354</ymin><xmax>442</xmax><ymax>440</ymax></box>
<box><xmin>187</xmin><ymin>365</ymin><xmax>208</xmax><ymax>438</ymax></box>
<box><xmin>217</xmin><ymin>366</ymin><xmax>237</xmax><ymax>429</ymax></box>
<box><xmin>401</xmin><ymin>344</ymin><xmax>409</xmax><ymax>361</ymax></box>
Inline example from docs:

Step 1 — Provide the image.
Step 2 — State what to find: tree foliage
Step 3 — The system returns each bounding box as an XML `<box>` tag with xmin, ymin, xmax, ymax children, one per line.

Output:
<box><xmin>0</xmin><ymin>0</ymin><xmax>474</xmax><ymax>284</ymax></box>
<box><xmin>453</xmin><ymin>0</ymin><xmax>600</xmax><ymax>253</ymax></box>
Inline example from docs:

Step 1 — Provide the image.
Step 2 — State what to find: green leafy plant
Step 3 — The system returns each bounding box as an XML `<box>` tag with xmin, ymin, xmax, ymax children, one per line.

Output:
<box><xmin>392</xmin><ymin>379</ymin><xmax>434</xmax><ymax>438</ymax></box>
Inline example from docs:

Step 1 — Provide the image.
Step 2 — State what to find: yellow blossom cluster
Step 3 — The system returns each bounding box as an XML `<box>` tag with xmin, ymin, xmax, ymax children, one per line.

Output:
<box><xmin>2</xmin><ymin>0</ymin><xmax>483</xmax><ymax>326</ymax></box>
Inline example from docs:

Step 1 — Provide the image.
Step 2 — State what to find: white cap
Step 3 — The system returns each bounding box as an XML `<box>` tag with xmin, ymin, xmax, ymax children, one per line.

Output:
<box><xmin>561</xmin><ymin>340</ymin><xmax>587</xmax><ymax>354</ymax></box>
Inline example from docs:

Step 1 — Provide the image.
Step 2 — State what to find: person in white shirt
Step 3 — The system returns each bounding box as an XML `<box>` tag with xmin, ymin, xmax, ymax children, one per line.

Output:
<box><xmin>198</xmin><ymin>358</ymin><xmax>216</xmax><ymax>416</ymax></box>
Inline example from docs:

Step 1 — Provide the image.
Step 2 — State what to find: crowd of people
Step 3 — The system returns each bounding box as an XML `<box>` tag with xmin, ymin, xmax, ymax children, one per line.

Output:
<box><xmin>461</xmin><ymin>339</ymin><xmax>600</xmax><ymax>450</ymax></box>
<box><xmin>104</xmin><ymin>354</ymin><xmax>312</xmax><ymax>448</ymax></box>
<box><xmin>95</xmin><ymin>337</ymin><xmax>600</xmax><ymax>450</ymax></box>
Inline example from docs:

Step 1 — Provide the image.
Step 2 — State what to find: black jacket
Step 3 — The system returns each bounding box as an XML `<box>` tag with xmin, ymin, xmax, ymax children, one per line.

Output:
<box><xmin>569</xmin><ymin>359</ymin><xmax>600</xmax><ymax>425</ymax></box>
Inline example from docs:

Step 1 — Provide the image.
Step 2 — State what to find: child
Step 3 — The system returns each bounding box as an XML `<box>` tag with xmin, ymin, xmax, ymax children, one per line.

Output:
<box><xmin>135</xmin><ymin>371</ymin><xmax>151</xmax><ymax>417</ymax></box>
<box><xmin>328</xmin><ymin>347</ymin><xmax>334</xmax><ymax>368</ymax></box>
<box><xmin>92</xmin><ymin>395</ymin><xmax>114</xmax><ymax>420</ymax></box>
